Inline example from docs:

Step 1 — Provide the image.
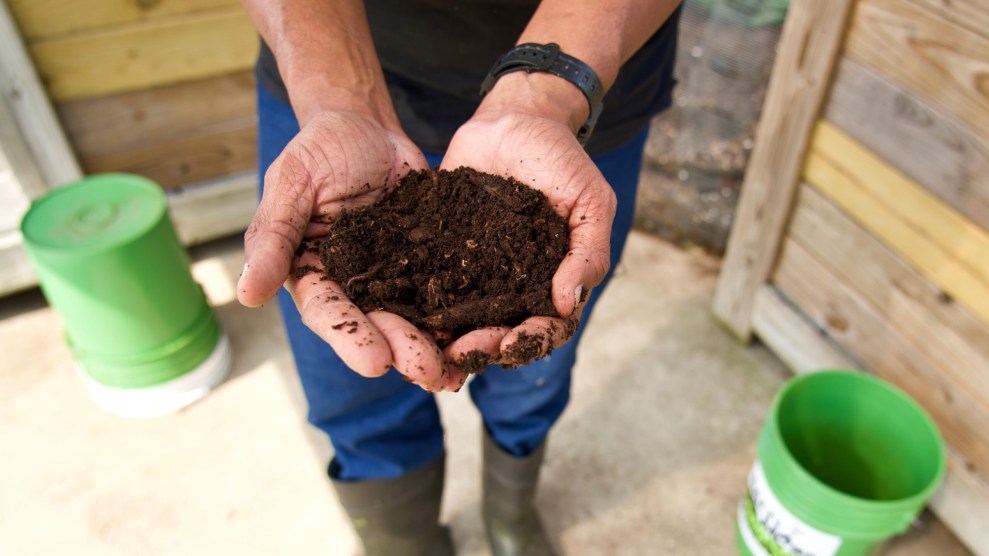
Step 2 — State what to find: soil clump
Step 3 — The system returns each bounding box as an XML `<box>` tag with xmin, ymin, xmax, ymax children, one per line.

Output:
<box><xmin>313</xmin><ymin>167</ymin><xmax>570</xmax><ymax>367</ymax></box>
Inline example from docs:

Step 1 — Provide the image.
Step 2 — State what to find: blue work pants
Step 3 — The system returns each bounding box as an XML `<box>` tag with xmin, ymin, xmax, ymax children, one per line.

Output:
<box><xmin>257</xmin><ymin>84</ymin><xmax>645</xmax><ymax>481</ymax></box>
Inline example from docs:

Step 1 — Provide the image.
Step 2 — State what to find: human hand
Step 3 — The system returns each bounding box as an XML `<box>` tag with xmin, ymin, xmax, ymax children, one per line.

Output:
<box><xmin>237</xmin><ymin>110</ymin><xmax>470</xmax><ymax>392</ymax></box>
<box><xmin>439</xmin><ymin>72</ymin><xmax>617</xmax><ymax>369</ymax></box>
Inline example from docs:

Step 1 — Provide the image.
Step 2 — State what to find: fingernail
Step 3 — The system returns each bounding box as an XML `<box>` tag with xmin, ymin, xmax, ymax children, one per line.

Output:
<box><xmin>574</xmin><ymin>285</ymin><xmax>583</xmax><ymax>308</ymax></box>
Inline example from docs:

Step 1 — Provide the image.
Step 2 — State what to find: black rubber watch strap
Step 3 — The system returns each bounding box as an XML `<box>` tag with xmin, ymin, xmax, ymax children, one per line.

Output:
<box><xmin>480</xmin><ymin>43</ymin><xmax>604</xmax><ymax>146</ymax></box>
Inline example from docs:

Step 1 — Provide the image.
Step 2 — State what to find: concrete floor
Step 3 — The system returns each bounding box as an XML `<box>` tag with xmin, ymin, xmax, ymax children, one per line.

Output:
<box><xmin>0</xmin><ymin>231</ymin><xmax>970</xmax><ymax>556</ymax></box>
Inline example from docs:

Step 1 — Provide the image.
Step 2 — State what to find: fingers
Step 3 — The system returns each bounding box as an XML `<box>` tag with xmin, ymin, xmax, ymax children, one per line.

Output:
<box><xmin>238</xmin><ymin>197</ymin><xmax>313</xmax><ymax>308</ymax></box>
<box><xmin>550</xmin><ymin>180</ymin><xmax>616</xmax><ymax>316</ymax></box>
<box><xmin>498</xmin><ymin>315</ymin><xmax>575</xmax><ymax>367</ymax></box>
<box><xmin>444</xmin><ymin>326</ymin><xmax>512</xmax><ymax>372</ymax></box>
<box><xmin>444</xmin><ymin>304</ymin><xmax>587</xmax><ymax>371</ymax></box>
<box><xmin>288</xmin><ymin>254</ymin><xmax>469</xmax><ymax>390</ymax></box>
<box><xmin>283</xmin><ymin>252</ymin><xmax>392</xmax><ymax>377</ymax></box>
<box><xmin>367</xmin><ymin>312</ymin><xmax>469</xmax><ymax>392</ymax></box>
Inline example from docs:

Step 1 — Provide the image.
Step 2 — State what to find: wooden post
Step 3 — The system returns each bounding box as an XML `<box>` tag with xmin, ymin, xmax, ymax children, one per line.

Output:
<box><xmin>0</xmin><ymin>0</ymin><xmax>82</xmax><ymax>188</ymax></box>
<box><xmin>712</xmin><ymin>0</ymin><xmax>855</xmax><ymax>340</ymax></box>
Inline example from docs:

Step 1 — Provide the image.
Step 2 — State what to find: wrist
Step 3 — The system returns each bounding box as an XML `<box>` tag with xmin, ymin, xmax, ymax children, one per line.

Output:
<box><xmin>477</xmin><ymin>71</ymin><xmax>589</xmax><ymax>136</ymax></box>
<box><xmin>289</xmin><ymin>75</ymin><xmax>399</xmax><ymax>130</ymax></box>
<box><xmin>243</xmin><ymin>0</ymin><xmax>401</xmax><ymax>130</ymax></box>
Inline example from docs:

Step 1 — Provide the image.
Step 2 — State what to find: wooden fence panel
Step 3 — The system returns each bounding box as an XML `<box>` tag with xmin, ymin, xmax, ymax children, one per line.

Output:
<box><xmin>804</xmin><ymin>122</ymin><xmax>989</xmax><ymax>327</ymax></box>
<box><xmin>28</xmin><ymin>8</ymin><xmax>257</xmax><ymax>101</ymax></box>
<box><xmin>824</xmin><ymin>58</ymin><xmax>989</xmax><ymax>230</ymax></box>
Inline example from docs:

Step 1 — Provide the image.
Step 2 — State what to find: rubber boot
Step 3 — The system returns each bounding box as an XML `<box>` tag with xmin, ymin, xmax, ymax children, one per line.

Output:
<box><xmin>331</xmin><ymin>454</ymin><xmax>454</xmax><ymax>556</ymax></box>
<box><xmin>482</xmin><ymin>432</ymin><xmax>558</xmax><ymax>556</ymax></box>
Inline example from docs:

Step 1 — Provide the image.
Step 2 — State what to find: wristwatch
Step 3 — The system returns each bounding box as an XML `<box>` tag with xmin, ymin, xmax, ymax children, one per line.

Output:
<box><xmin>480</xmin><ymin>43</ymin><xmax>604</xmax><ymax>146</ymax></box>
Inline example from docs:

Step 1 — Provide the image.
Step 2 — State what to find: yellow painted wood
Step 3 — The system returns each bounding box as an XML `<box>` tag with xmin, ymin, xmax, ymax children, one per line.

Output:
<box><xmin>713</xmin><ymin>0</ymin><xmax>855</xmax><ymax>340</ymax></box>
<box><xmin>905</xmin><ymin>0</ymin><xmax>989</xmax><ymax>42</ymax></box>
<box><xmin>804</xmin><ymin>121</ymin><xmax>989</xmax><ymax>327</ymax></box>
<box><xmin>774</xmin><ymin>236</ymin><xmax>989</xmax><ymax>479</ymax></box>
<box><xmin>824</xmin><ymin>57</ymin><xmax>989</xmax><ymax>230</ymax></box>
<box><xmin>845</xmin><ymin>0</ymin><xmax>989</xmax><ymax>142</ymax></box>
<box><xmin>28</xmin><ymin>8</ymin><xmax>257</xmax><ymax>101</ymax></box>
<box><xmin>7</xmin><ymin>0</ymin><xmax>241</xmax><ymax>42</ymax></box>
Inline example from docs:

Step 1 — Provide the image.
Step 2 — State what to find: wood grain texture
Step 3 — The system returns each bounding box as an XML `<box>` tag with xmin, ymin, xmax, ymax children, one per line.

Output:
<box><xmin>751</xmin><ymin>283</ymin><xmax>989</xmax><ymax>555</ymax></box>
<box><xmin>751</xmin><ymin>286</ymin><xmax>862</xmax><ymax>374</ymax></box>
<box><xmin>773</xmin><ymin>236</ymin><xmax>989</xmax><ymax>480</ymax></box>
<box><xmin>789</xmin><ymin>185</ymin><xmax>989</xmax><ymax>433</ymax></box>
<box><xmin>0</xmin><ymin>1</ymin><xmax>81</xmax><ymax>186</ymax></box>
<box><xmin>28</xmin><ymin>8</ymin><xmax>257</xmax><ymax>101</ymax></box>
<box><xmin>805</xmin><ymin>121</ymin><xmax>989</xmax><ymax>327</ymax></box>
<box><xmin>713</xmin><ymin>0</ymin><xmax>855</xmax><ymax>340</ymax></box>
<box><xmin>824</xmin><ymin>58</ymin><xmax>989</xmax><ymax>230</ymax></box>
<box><xmin>7</xmin><ymin>0</ymin><xmax>241</xmax><ymax>42</ymax></box>
<box><xmin>845</xmin><ymin>0</ymin><xmax>989</xmax><ymax>141</ymax></box>
<box><xmin>931</xmin><ymin>453</ymin><xmax>989</xmax><ymax>556</ymax></box>
<box><xmin>56</xmin><ymin>72</ymin><xmax>256</xmax><ymax>160</ymax></box>
<box><xmin>904</xmin><ymin>0</ymin><xmax>989</xmax><ymax>42</ymax></box>
<box><xmin>167</xmin><ymin>171</ymin><xmax>256</xmax><ymax>246</ymax></box>
<box><xmin>81</xmin><ymin>120</ymin><xmax>257</xmax><ymax>190</ymax></box>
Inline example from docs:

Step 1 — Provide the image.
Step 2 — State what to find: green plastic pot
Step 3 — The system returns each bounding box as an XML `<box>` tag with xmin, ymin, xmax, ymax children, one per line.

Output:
<box><xmin>736</xmin><ymin>370</ymin><xmax>945</xmax><ymax>556</ymax></box>
<box><xmin>20</xmin><ymin>173</ymin><xmax>221</xmax><ymax>391</ymax></box>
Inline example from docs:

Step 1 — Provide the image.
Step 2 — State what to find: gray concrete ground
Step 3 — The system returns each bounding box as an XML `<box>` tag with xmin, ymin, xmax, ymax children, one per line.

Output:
<box><xmin>0</xmin><ymin>231</ymin><xmax>969</xmax><ymax>555</ymax></box>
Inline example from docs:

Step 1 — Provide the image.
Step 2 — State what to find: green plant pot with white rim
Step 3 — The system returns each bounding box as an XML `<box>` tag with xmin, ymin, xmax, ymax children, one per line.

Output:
<box><xmin>21</xmin><ymin>173</ymin><xmax>231</xmax><ymax>418</ymax></box>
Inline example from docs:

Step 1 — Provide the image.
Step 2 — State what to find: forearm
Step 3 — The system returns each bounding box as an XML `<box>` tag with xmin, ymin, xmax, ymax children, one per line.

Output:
<box><xmin>480</xmin><ymin>0</ymin><xmax>681</xmax><ymax>135</ymax></box>
<box><xmin>520</xmin><ymin>0</ymin><xmax>681</xmax><ymax>90</ymax></box>
<box><xmin>240</xmin><ymin>0</ymin><xmax>398</xmax><ymax>129</ymax></box>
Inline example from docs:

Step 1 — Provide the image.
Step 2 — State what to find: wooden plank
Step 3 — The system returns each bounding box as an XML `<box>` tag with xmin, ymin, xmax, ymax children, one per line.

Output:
<box><xmin>805</xmin><ymin>121</ymin><xmax>989</xmax><ymax>327</ymax></box>
<box><xmin>904</xmin><ymin>0</ymin><xmax>989</xmax><ymax>42</ymax></box>
<box><xmin>751</xmin><ymin>286</ymin><xmax>861</xmax><ymax>374</ymax></box>
<box><xmin>773</xmin><ymin>236</ymin><xmax>989</xmax><ymax>480</ymax></box>
<box><xmin>0</xmin><ymin>230</ymin><xmax>36</xmax><ymax>296</ymax></box>
<box><xmin>824</xmin><ymin>58</ymin><xmax>989</xmax><ymax>231</ymax></box>
<box><xmin>80</xmin><ymin>118</ymin><xmax>257</xmax><ymax>190</ymax></box>
<box><xmin>167</xmin><ymin>171</ymin><xmax>256</xmax><ymax>246</ymax></box>
<box><xmin>0</xmin><ymin>0</ymin><xmax>81</xmax><ymax>186</ymax></box>
<box><xmin>0</xmin><ymin>96</ymin><xmax>46</xmax><ymax>201</ymax></box>
<box><xmin>56</xmin><ymin>72</ymin><xmax>255</xmax><ymax>159</ymax></box>
<box><xmin>0</xmin><ymin>169</ymin><xmax>30</xmax><ymax>233</ymax></box>
<box><xmin>751</xmin><ymin>283</ymin><xmax>989</xmax><ymax>555</ymax></box>
<box><xmin>931</xmin><ymin>453</ymin><xmax>989</xmax><ymax>556</ymax></box>
<box><xmin>28</xmin><ymin>8</ymin><xmax>258</xmax><ymax>101</ymax></box>
<box><xmin>790</xmin><ymin>185</ymin><xmax>989</xmax><ymax>412</ymax></box>
<box><xmin>7</xmin><ymin>0</ymin><xmax>240</xmax><ymax>42</ymax></box>
<box><xmin>845</xmin><ymin>0</ymin><xmax>989</xmax><ymax>142</ymax></box>
<box><xmin>713</xmin><ymin>0</ymin><xmax>855</xmax><ymax>340</ymax></box>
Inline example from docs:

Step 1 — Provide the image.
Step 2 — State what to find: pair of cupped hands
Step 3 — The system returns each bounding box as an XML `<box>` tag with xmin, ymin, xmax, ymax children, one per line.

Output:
<box><xmin>236</xmin><ymin>98</ymin><xmax>617</xmax><ymax>392</ymax></box>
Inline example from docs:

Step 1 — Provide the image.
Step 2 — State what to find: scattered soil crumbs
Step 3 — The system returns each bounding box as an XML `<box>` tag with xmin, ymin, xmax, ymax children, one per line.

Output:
<box><xmin>316</xmin><ymin>167</ymin><xmax>570</xmax><ymax>364</ymax></box>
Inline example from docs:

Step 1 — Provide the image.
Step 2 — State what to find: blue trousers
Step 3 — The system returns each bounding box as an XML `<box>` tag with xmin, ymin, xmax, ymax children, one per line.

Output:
<box><xmin>257</xmin><ymin>85</ymin><xmax>646</xmax><ymax>481</ymax></box>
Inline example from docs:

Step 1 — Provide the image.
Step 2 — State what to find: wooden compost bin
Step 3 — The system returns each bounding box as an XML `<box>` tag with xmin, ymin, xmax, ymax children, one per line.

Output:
<box><xmin>0</xmin><ymin>0</ymin><xmax>260</xmax><ymax>295</ymax></box>
<box><xmin>714</xmin><ymin>0</ymin><xmax>989</xmax><ymax>553</ymax></box>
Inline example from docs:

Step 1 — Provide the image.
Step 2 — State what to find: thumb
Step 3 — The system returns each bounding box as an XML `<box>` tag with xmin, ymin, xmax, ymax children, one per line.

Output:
<box><xmin>237</xmin><ymin>188</ymin><xmax>311</xmax><ymax>307</ymax></box>
<box><xmin>550</xmin><ymin>193</ymin><xmax>615</xmax><ymax>317</ymax></box>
